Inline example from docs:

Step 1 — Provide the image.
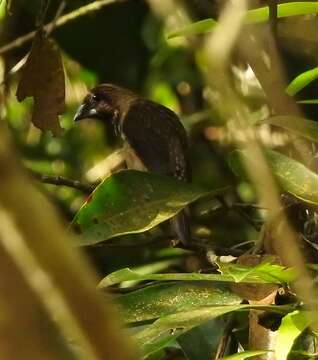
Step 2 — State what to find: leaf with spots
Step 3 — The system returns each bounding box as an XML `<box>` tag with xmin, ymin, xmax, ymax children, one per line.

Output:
<box><xmin>116</xmin><ymin>282</ymin><xmax>242</xmax><ymax>324</ymax></box>
<box><xmin>16</xmin><ymin>30</ymin><xmax>65</xmax><ymax>135</ymax></box>
<box><xmin>71</xmin><ymin>170</ymin><xmax>224</xmax><ymax>245</ymax></box>
<box><xmin>229</xmin><ymin>149</ymin><xmax>318</xmax><ymax>205</ymax></box>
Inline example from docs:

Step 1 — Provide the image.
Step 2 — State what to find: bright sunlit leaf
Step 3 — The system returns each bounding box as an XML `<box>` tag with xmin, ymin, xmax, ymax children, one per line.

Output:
<box><xmin>218</xmin><ymin>260</ymin><xmax>296</xmax><ymax>284</ymax></box>
<box><xmin>246</xmin><ymin>2</ymin><xmax>318</xmax><ymax>23</ymax></box>
<box><xmin>286</xmin><ymin>67</ymin><xmax>318</xmax><ymax>96</ymax></box>
<box><xmin>168</xmin><ymin>2</ymin><xmax>318</xmax><ymax>38</ymax></box>
<box><xmin>99</xmin><ymin>263</ymin><xmax>296</xmax><ymax>289</ymax></box>
<box><xmin>275</xmin><ymin>311</ymin><xmax>311</xmax><ymax>360</ymax></box>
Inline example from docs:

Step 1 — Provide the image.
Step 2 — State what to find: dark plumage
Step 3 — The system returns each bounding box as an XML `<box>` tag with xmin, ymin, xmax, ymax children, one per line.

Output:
<box><xmin>74</xmin><ymin>84</ymin><xmax>191</xmax><ymax>245</ymax></box>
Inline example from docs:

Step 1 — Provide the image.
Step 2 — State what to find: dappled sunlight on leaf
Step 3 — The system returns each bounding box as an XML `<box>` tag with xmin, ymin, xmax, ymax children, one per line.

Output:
<box><xmin>72</xmin><ymin>170</ymin><xmax>225</xmax><ymax>245</ymax></box>
<box><xmin>116</xmin><ymin>281</ymin><xmax>242</xmax><ymax>323</ymax></box>
<box><xmin>275</xmin><ymin>311</ymin><xmax>311</xmax><ymax>360</ymax></box>
<box><xmin>229</xmin><ymin>149</ymin><xmax>318</xmax><ymax>204</ymax></box>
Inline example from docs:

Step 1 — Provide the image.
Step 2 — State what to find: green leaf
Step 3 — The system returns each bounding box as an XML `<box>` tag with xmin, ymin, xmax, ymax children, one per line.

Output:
<box><xmin>134</xmin><ymin>304</ymin><xmax>289</xmax><ymax>358</ymax></box>
<box><xmin>218</xmin><ymin>350</ymin><xmax>271</xmax><ymax>360</ymax></box>
<box><xmin>286</xmin><ymin>67</ymin><xmax>318</xmax><ymax>96</ymax></box>
<box><xmin>266</xmin><ymin>150</ymin><xmax>318</xmax><ymax>204</ymax></box>
<box><xmin>177</xmin><ymin>319</ymin><xmax>226</xmax><ymax>360</ymax></box>
<box><xmin>99</xmin><ymin>263</ymin><xmax>296</xmax><ymax>289</ymax></box>
<box><xmin>297</xmin><ymin>99</ymin><xmax>318</xmax><ymax>104</ymax></box>
<box><xmin>218</xmin><ymin>260</ymin><xmax>296</xmax><ymax>284</ymax></box>
<box><xmin>117</xmin><ymin>282</ymin><xmax>242</xmax><ymax>323</ymax></box>
<box><xmin>246</xmin><ymin>2</ymin><xmax>318</xmax><ymax>24</ymax></box>
<box><xmin>120</xmin><ymin>260</ymin><xmax>181</xmax><ymax>289</ymax></box>
<box><xmin>167</xmin><ymin>19</ymin><xmax>217</xmax><ymax>39</ymax></box>
<box><xmin>263</xmin><ymin>116</ymin><xmax>318</xmax><ymax>143</ymax></box>
<box><xmin>135</xmin><ymin>305</ymin><xmax>243</xmax><ymax>358</ymax></box>
<box><xmin>71</xmin><ymin>170</ymin><xmax>214</xmax><ymax>245</ymax></box>
<box><xmin>275</xmin><ymin>311</ymin><xmax>311</xmax><ymax>360</ymax></box>
<box><xmin>229</xmin><ymin>150</ymin><xmax>318</xmax><ymax>204</ymax></box>
<box><xmin>168</xmin><ymin>2</ymin><xmax>318</xmax><ymax>38</ymax></box>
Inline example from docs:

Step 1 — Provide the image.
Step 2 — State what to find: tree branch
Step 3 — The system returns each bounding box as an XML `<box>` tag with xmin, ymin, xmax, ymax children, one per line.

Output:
<box><xmin>31</xmin><ymin>171</ymin><xmax>95</xmax><ymax>194</ymax></box>
<box><xmin>0</xmin><ymin>0</ymin><xmax>124</xmax><ymax>56</ymax></box>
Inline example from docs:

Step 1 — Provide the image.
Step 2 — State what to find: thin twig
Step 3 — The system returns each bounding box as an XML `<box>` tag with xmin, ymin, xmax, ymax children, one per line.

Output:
<box><xmin>0</xmin><ymin>0</ymin><xmax>123</xmax><ymax>56</ymax></box>
<box><xmin>0</xmin><ymin>0</ymin><xmax>69</xmax><ymax>87</ymax></box>
<box><xmin>31</xmin><ymin>171</ymin><xmax>95</xmax><ymax>194</ymax></box>
<box><xmin>0</xmin><ymin>54</ymin><xmax>28</xmax><ymax>87</ymax></box>
<box><xmin>215</xmin><ymin>315</ymin><xmax>235</xmax><ymax>359</ymax></box>
<box><xmin>37</xmin><ymin>0</ymin><xmax>51</xmax><ymax>28</ymax></box>
<box><xmin>269</xmin><ymin>0</ymin><xmax>278</xmax><ymax>40</ymax></box>
<box><xmin>46</xmin><ymin>0</ymin><xmax>66</xmax><ymax>36</ymax></box>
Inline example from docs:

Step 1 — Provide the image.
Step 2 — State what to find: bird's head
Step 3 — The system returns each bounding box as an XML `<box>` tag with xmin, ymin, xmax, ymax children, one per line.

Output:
<box><xmin>74</xmin><ymin>84</ymin><xmax>135</xmax><ymax>124</ymax></box>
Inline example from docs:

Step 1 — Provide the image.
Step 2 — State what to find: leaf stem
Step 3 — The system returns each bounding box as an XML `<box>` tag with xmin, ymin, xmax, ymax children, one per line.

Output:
<box><xmin>30</xmin><ymin>171</ymin><xmax>95</xmax><ymax>194</ymax></box>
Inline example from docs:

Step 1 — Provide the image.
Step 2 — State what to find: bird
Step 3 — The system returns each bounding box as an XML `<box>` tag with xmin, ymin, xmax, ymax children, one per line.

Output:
<box><xmin>74</xmin><ymin>83</ymin><xmax>191</xmax><ymax>246</ymax></box>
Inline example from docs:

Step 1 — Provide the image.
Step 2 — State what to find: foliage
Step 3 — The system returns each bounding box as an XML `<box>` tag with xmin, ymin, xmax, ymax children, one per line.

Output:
<box><xmin>1</xmin><ymin>1</ymin><xmax>318</xmax><ymax>360</ymax></box>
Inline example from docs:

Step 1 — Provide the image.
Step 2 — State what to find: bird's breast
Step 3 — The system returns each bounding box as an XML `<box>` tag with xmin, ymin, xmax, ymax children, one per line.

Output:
<box><xmin>123</xmin><ymin>142</ymin><xmax>147</xmax><ymax>171</ymax></box>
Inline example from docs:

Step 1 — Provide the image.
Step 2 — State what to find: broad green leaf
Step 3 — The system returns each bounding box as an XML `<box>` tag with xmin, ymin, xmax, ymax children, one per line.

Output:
<box><xmin>177</xmin><ymin>319</ymin><xmax>226</xmax><ymax>360</ymax></box>
<box><xmin>99</xmin><ymin>263</ymin><xmax>296</xmax><ymax>289</ymax></box>
<box><xmin>266</xmin><ymin>150</ymin><xmax>318</xmax><ymax>204</ymax></box>
<box><xmin>72</xmin><ymin>170</ymin><xmax>214</xmax><ymax>245</ymax></box>
<box><xmin>229</xmin><ymin>150</ymin><xmax>318</xmax><ymax>204</ymax></box>
<box><xmin>99</xmin><ymin>268</ymin><xmax>235</xmax><ymax>288</ymax></box>
<box><xmin>134</xmin><ymin>304</ymin><xmax>289</xmax><ymax>358</ymax></box>
<box><xmin>275</xmin><ymin>311</ymin><xmax>311</xmax><ymax>360</ymax></box>
<box><xmin>263</xmin><ymin>116</ymin><xmax>318</xmax><ymax>143</ymax></box>
<box><xmin>219</xmin><ymin>350</ymin><xmax>270</xmax><ymax>360</ymax></box>
<box><xmin>168</xmin><ymin>3</ymin><xmax>318</xmax><ymax>38</ymax></box>
<box><xmin>117</xmin><ymin>282</ymin><xmax>242</xmax><ymax>323</ymax></box>
<box><xmin>286</xmin><ymin>67</ymin><xmax>318</xmax><ymax>96</ymax></box>
<box><xmin>135</xmin><ymin>305</ymin><xmax>244</xmax><ymax>358</ymax></box>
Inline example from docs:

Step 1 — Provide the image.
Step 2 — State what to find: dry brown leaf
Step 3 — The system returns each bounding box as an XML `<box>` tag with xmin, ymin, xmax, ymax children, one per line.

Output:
<box><xmin>16</xmin><ymin>30</ymin><xmax>65</xmax><ymax>136</ymax></box>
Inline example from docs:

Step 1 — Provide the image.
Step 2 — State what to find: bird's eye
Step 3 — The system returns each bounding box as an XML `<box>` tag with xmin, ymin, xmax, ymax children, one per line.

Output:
<box><xmin>92</xmin><ymin>94</ymin><xmax>101</xmax><ymax>102</ymax></box>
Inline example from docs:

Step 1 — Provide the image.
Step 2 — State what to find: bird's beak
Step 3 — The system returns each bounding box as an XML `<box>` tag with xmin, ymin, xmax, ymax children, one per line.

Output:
<box><xmin>74</xmin><ymin>104</ymin><xmax>98</xmax><ymax>122</ymax></box>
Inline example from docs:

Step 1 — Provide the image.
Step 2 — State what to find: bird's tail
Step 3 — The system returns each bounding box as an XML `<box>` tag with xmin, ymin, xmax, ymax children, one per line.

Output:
<box><xmin>171</xmin><ymin>210</ymin><xmax>191</xmax><ymax>246</ymax></box>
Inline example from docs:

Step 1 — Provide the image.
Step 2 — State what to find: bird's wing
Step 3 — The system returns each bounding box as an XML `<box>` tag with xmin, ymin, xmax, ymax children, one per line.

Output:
<box><xmin>121</xmin><ymin>100</ymin><xmax>190</xmax><ymax>181</ymax></box>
